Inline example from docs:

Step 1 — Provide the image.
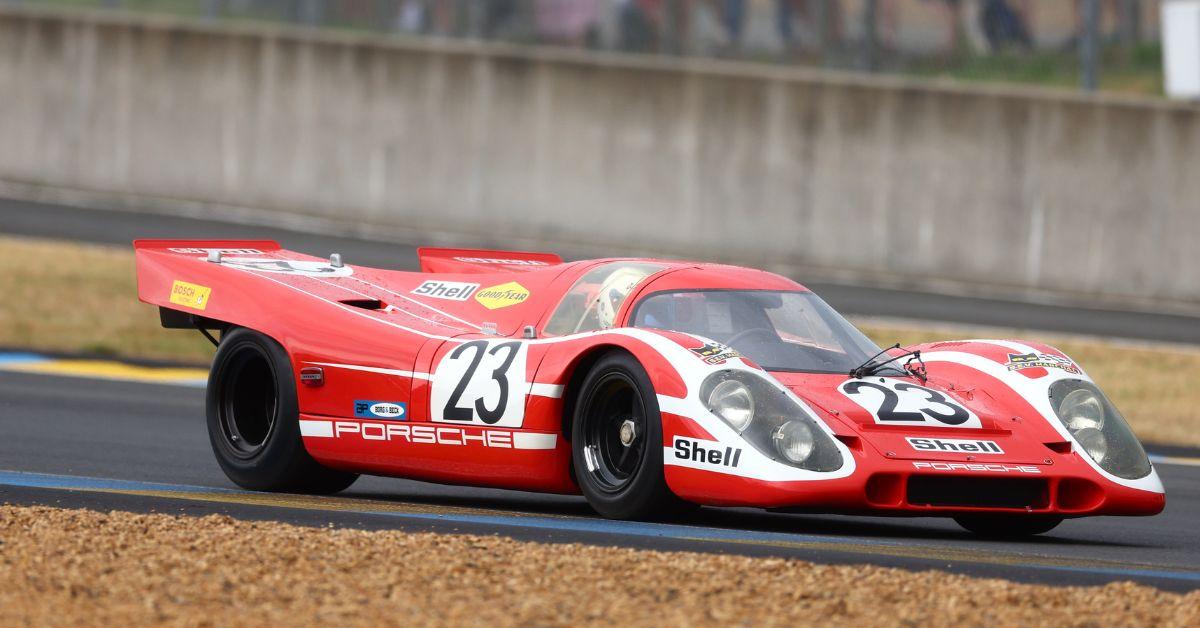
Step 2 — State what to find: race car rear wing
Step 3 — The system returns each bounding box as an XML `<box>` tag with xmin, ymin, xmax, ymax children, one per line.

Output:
<box><xmin>417</xmin><ymin>247</ymin><xmax>562</xmax><ymax>274</ymax></box>
<box><xmin>134</xmin><ymin>239</ymin><xmax>289</xmax><ymax>335</ymax></box>
<box><xmin>133</xmin><ymin>239</ymin><xmax>282</xmax><ymax>255</ymax></box>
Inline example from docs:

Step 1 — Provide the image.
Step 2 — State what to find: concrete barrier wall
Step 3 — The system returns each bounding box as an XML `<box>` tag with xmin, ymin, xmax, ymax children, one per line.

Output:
<box><xmin>2</xmin><ymin>7</ymin><xmax>1199</xmax><ymax>307</ymax></box>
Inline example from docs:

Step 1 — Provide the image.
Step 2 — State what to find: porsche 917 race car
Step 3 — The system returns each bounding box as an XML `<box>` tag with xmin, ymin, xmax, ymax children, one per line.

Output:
<box><xmin>135</xmin><ymin>240</ymin><xmax>1164</xmax><ymax>536</ymax></box>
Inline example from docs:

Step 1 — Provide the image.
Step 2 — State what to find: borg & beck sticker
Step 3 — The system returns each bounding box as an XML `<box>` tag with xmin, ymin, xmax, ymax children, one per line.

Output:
<box><xmin>690</xmin><ymin>342</ymin><xmax>741</xmax><ymax>365</ymax></box>
<box><xmin>354</xmin><ymin>400</ymin><xmax>407</xmax><ymax>420</ymax></box>
<box><xmin>1005</xmin><ymin>352</ymin><xmax>1080</xmax><ymax>375</ymax></box>
<box><xmin>412</xmin><ymin>280</ymin><xmax>479</xmax><ymax>301</ymax></box>
<box><xmin>169</xmin><ymin>280</ymin><xmax>211</xmax><ymax>311</ymax></box>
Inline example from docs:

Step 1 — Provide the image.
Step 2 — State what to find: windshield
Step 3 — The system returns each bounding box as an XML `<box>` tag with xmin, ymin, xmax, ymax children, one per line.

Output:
<box><xmin>631</xmin><ymin>290</ymin><xmax>884</xmax><ymax>373</ymax></box>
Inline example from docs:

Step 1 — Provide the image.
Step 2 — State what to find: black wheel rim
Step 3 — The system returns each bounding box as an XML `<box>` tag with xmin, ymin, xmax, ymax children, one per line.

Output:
<box><xmin>218</xmin><ymin>343</ymin><xmax>278</xmax><ymax>459</ymax></box>
<box><xmin>581</xmin><ymin>371</ymin><xmax>647</xmax><ymax>493</ymax></box>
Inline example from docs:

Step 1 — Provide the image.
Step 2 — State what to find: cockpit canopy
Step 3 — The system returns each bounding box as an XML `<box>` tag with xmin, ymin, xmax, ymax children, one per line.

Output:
<box><xmin>544</xmin><ymin>262</ymin><xmax>665</xmax><ymax>335</ymax></box>
<box><xmin>631</xmin><ymin>289</ymin><xmax>882</xmax><ymax>373</ymax></box>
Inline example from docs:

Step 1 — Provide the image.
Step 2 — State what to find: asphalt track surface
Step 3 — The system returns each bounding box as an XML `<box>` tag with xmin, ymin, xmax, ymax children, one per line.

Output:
<box><xmin>5</xmin><ymin>197</ymin><xmax>1200</xmax><ymax>344</ymax></box>
<box><xmin>2</xmin><ymin>370</ymin><xmax>1198</xmax><ymax>591</ymax></box>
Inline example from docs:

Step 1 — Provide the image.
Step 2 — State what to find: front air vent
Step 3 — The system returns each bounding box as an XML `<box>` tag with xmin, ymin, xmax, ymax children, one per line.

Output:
<box><xmin>907</xmin><ymin>476</ymin><xmax>1050</xmax><ymax>510</ymax></box>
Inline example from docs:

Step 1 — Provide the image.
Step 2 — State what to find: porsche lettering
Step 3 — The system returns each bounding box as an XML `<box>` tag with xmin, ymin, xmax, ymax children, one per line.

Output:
<box><xmin>912</xmin><ymin>462</ymin><xmax>1041</xmax><ymax>474</ymax></box>
<box><xmin>334</xmin><ymin>421</ymin><xmax>513</xmax><ymax>447</ymax></box>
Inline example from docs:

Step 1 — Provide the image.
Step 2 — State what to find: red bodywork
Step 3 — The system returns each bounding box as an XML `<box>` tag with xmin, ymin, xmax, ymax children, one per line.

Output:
<box><xmin>135</xmin><ymin>240</ymin><xmax>1165</xmax><ymax>518</ymax></box>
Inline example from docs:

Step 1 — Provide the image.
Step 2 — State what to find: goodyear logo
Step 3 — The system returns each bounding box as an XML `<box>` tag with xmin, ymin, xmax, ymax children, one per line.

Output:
<box><xmin>474</xmin><ymin>282</ymin><xmax>529</xmax><ymax>310</ymax></box>
<box><xmin>169</xmin><ymin>280</ymin><xmax>211</xmax><ymax>311</ymax></box>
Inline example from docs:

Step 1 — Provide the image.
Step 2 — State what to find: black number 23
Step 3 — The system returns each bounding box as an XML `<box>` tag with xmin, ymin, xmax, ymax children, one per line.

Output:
<box><xmin>443</xmin><ymin>340</ymin><xmax>522</xmax><ymax>424</ymax></box>
<box><xmin>842</xmin><ymin>381</ymin><xmax>971</xmax><ymax>426</ymax></box>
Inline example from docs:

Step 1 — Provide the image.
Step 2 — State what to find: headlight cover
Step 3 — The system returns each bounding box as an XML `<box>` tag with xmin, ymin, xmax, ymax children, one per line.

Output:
<box><xmin>1048</xmin><ymin>379</ymin><xmax>1151</xmax><ymax>480</ymax></box>
<box><xmin>701</xmin><ymin>370</ymin><xmax>842</xmax><ymax>472</ymax></box>
<box><xmin>708</xmin><ymin>379</ymin><xmax>755</xmax><ymax>433</ymax></box>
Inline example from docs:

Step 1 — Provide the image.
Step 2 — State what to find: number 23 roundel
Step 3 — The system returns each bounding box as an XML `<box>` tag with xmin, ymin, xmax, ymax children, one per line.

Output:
<box><xmin>430</xmin><ymin>340</ymin><xmax>529</xmax><ymax>428</ymax></box>
<box><xmin>838</xmin><ymin>379</ymin><xmax>981</xmax><ymax>429</ymax></box>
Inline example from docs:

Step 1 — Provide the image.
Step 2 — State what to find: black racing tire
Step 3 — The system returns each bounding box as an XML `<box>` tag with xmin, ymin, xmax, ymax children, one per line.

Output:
<box><xmin>954</xmin><ymin>515</ymin><xmax>1063</xmax><ymax>538</ymax></box>
<box><xmin>206</xmin><ymin>327</ymin><xmax>358</xmax><ymax>494</ymax></box>
<box><xmin>570</xmin><ymin>351</ymin><xmax>692</xmax><ymax>520</ymax></box>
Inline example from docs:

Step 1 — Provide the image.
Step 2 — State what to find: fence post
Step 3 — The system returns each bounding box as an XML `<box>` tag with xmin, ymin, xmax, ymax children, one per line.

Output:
<box><xmin>202</xmin><ymin>0</ymin><xmax>221</xmax><ymax>21</ymax></box>
<box><xmin>1119</xmin><ymin>0</ymin><xmax>1141</xmax><ymax>63</ymax></box>
<box><xmin>861</xmin><ymin>0</ymin><xmax>878</xmax><ymax>72</ymax></box>
<box><xmin>815</xmin><ymin>0</ymin><xmax>829</xmax><ymax>63</ymax></box>
<box><xmin>663</xmin><ymin>0</ymin><xmax>686</xmax><ymax>55</ymax></box>
<box><xmin>1080</xmin><ymin>0</ymin><xmax>1100</xmax><ymax>91</ymax></box>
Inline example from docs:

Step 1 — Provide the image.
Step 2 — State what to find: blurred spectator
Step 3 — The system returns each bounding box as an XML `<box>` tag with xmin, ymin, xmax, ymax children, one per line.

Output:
<box><xmin>776</xmin><ymin>0</ymin><xmax>844</xmax><ymax>53</ymax></box>
<box><xmin>535</xmin><ymin>0</ymin><xmax>600</xmax><ymax>45</ymax></box>
<box><xmin>484</xmin><ymin>0</ymin><xmax>521</xmax><ymax>38</ymax></box>
<box><xmin>1071</xmin><ymin>0</ymin><xmax>1121</xmax><ymax>43</ymax></box>
<box><xmin>980</xmin><ymin>0</ymin><xmax>1032</xmax><ymax>51</ymax></box>
<box><xmin>618</xmin><ymin>0</ymin><xmax>663</xmax><ymax>52</ymax></box>
<box><xmin>919</xmin><ymin>0</ymin><xmax>966</xmax><ymax>55</ymax></box>
<box><xmin>707</xmin><ymin>0</ymin><xmax>748</xmax><ymax>52</ymax></box>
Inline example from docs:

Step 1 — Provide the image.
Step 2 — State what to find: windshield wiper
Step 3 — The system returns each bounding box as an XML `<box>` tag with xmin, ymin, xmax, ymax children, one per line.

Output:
<box><xmin>849</xmin><ymin>344</ymin><xmax>899</xmax><ymax>378</ymax></box>
<box><xmin>849</xmin><ymin>343</ymin><xmax>928</xmax><ymax>382</ymax></box>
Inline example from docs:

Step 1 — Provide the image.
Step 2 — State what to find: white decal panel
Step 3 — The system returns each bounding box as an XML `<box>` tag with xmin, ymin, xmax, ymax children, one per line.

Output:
<box><xmin>838</xmin><ymin>379</ymin><xmax>981</xmax><ymax>429</ymax></box>
<box><xmin>220</xmin><ymin>257</ymin><xmax>354</xmax><ymax>277</ymax></box>
<box><xmin>430</xmin><ymin>340</ymin><xmax>529</xmax><ymax>428</ymax></box>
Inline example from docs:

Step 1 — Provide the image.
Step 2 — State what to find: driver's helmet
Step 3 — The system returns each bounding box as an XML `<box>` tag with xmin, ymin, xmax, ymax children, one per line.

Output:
<box><xmin>595</xmin><ymin>267</ymin><xmax>650</xmax><ymax>328</ymax></box>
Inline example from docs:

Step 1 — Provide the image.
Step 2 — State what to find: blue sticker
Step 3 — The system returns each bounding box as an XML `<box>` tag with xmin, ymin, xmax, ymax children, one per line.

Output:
<box><xmin>354</xmin><ymin>400</ymin><xmax>407</xmax><ymax>420</ymax></box>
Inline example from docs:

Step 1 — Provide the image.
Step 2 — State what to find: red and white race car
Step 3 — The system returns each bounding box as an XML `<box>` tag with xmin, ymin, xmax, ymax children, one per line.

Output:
<box><xmin>135</xmin><ymin>241</ymin><xmax>1164</xmax><ymax>536</ymax></box>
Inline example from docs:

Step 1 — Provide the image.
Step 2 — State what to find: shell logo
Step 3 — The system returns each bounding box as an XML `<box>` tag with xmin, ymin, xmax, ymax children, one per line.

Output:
<box><xmin>474</xmin><ymin>282</ymin><xmax>530</xmax><ymax>310</ymax></box>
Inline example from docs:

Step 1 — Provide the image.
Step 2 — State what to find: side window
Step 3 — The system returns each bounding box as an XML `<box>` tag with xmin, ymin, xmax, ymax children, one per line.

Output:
<box><xmin>544</xmin><ymin>263</ymin><xmax>664</xmax><ymax>336</ymax></box>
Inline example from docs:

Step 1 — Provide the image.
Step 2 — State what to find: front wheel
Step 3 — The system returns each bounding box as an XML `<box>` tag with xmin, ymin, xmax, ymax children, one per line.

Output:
<box><xmin>206</xmin><ymin>327</ymin><xmax>358</xmax><ymax>494</ymax></box>
<box><xmin>954</xmin><ymin>515</ymin><xmax>1063</xmax><ymax>538</ymax></box>
<box><xmin>570</xmin><ymin>352</ymin><xmax>691</xmax><ymax>520</ymax></box>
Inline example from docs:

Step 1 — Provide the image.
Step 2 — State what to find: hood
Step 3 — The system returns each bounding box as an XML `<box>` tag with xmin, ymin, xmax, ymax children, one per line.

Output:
<box><xmin>767</xmin><ymin>370</ymin><xmax>1063</xmax><ymax>466</ymax></box>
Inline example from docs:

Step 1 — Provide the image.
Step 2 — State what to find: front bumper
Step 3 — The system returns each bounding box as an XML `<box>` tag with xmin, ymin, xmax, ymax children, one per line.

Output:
<box><xmin>664</xmin><ymin>451</ymin><xmax>1165</xmax><ymax>517</ymax></box>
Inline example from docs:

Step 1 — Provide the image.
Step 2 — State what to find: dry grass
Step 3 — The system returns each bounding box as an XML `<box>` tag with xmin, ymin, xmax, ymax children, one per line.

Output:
<box><xmin>0</xmin><ymin>505</ymin><xmax>1197</xmax><ymax>627</ymax></box>
<box><xmin>1</xmin><ymin>235</ymin><xmax>1197</xmax><ymax>446</ymax></box>
<box><xmin>0</xmin><ymin>235</ymin><xmax>212</xmax><ymax>363</ymax></box>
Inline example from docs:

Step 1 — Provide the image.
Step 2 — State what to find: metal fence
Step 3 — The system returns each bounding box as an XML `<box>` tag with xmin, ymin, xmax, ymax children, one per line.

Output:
<box><xmin>7</xmin><ymin>0</ymin><xmax>1168</xmax><ymax>93</ymax></box>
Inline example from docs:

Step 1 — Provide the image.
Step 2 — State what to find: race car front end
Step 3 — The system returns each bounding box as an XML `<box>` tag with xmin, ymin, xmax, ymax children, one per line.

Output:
<box><xmin>655</xmin><ymin>339</ymin><xmax>1164</xmax><ymax>523</ymax></box>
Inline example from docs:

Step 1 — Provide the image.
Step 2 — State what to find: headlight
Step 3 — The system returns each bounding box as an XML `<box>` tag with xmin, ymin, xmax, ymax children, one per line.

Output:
<box><xmin>708</xmin><ymin>379</ymin><xmax>755</xmax><ymax>433</ymax></box>
<box><xmin>1048</xmin><ymin>379</ymin><xmax>1150</xmax><ymax>480</ymax></box>
<box><xmin>700</xmin><ymin>371</ymin><xmax>842</xmax><ymax>472</ymax></box>
<box><xmin>773</xmin><ymin>421</ymin><xmax>815</xmax><ymax>464</ymax></box>
<box><xmin>1073</xmin><ymin>426</ymin><xmax>1108</xmax><ymax>464</ymax></box>
<box><xmin>1058</xmin><ymin>389</ymin><xmax>1105</xmax><ymax>432</ymax></box>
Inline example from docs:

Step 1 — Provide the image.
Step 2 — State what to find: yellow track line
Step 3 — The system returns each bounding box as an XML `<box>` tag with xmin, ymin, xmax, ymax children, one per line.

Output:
<box><xmin>0</xmin><ymin>356</ymin><xmax>207</xmax><ymax>385</ymax></box>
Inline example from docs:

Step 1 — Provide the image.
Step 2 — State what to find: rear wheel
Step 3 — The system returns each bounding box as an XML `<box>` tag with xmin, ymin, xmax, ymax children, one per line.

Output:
<box><xmin>954</xmin><ymin>515</ymin><xmax>1063</xmax><ymax>538</ymax></box>
<box><xmin>571</xmin><ymin>352</ymin><xmax>691</xmax><ymax>520</ymax></box>
<box><xmin>207</xmin><ymin>328</ymin><xmax>358</xmax><ymax>494</ymax></box>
